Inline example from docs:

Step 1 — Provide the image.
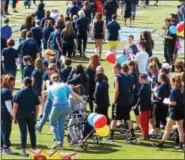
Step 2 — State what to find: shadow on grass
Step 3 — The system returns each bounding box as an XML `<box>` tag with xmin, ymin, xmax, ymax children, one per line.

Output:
<box><xmin>12</xmin><ymin>143</ymin><xmax>49</xmax><ymax>150</ymax></box>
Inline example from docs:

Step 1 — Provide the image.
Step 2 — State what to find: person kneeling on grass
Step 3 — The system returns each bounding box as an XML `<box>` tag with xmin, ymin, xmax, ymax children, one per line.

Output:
<box><xmin>135</xmin><ymin>74</ymin><xmax>152</xmax><ymax>140</ymax></box>
<box><xmin>153</xmin><ymin>75</ymin><xmax>184</xmax><ymax>151</ymax></box>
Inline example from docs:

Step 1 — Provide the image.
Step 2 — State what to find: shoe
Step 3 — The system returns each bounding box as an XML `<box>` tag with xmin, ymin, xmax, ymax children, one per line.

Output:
<box><xmin>13</xmin><ymin>10</ymin><xmax>18</xmax><ymax>13</ymax></box>
<box><xmin>139</xmin><ymin>136</ymin><xmax>150</xmax><ymax>140</ymax></box>
<box><xmin>135</xmin><ymin>127</ymin><xmax>141</xmax><ymax>132</ymax></box>
<box><xmin>174</xmin><ymin>145</ymin><xmax>183</xmax><ymax>151</ymax></box>
<box><xmin>106</xmin><ymin>136</ymin><xmax>114</xmax><ymax>141</ymax></box>
<box><xmin>3</xmin><ymin>148</ymin><xmax>16</xmax><ymax>155</ymax></box>
<box><xmin>152</xmin><ymin>142</ymin><xmax>164</xmax><ymax>149</ymax></box>
<box><xmin>126</xmin><ymin>136</ymin><xmax>137</xmax><ymax>143</ymax></box>
<box><xmin>19</xmin><ymin>151</ymin><xmax>29</xmax><ymax>157</ymax></box>
<box><xmin>35</xmin><ymin>124</ymin><xmax>42</xmax><ymax>133</ymax></box>
<box><xmin>52</xmin><ymin>141</ymin><xmax>63</xmax><ymax>149</ymax></box>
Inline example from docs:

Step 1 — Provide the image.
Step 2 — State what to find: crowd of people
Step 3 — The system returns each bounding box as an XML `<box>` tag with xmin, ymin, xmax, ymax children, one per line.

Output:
<box><xmin>1</xmin><ymin>0</ymin><xmax>185</xmax><ymax>158</ymax></box>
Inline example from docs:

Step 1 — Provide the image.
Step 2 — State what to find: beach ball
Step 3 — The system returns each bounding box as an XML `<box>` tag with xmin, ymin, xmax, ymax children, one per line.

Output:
<box><xmin>176</xmin><ymin>22</ymin><xmax>184</xmax><ymax>33</ymax></box>
<box><xmin>93</xmin><ymin>115</ymin><xmax>107</xmax><ymax>128</ymax></box>
<box><xmin>95</xmin><ymin>125</ymin><xmax>110</xmax><ymax>137</ymax></box>
<box><xmin>105</xmin><ymin>51</ymin><xmax>116</xmax><ymax>64</ymax></box>
<box><xmin>169</xmin><ymin>26</ymin><xmax>177</xmax><ymax>34</ymax></box>
<box><xmin>88</xmin><ymin>113</ymin><xmax>99</xmax><ymax>127</ymax></box>
<box><xmin>116</xmin><ymin>54</ymin><xmax>127</xmax><ymax>64</ymax></box>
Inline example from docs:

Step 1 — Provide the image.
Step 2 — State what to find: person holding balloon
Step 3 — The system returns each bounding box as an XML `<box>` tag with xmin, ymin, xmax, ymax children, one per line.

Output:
<box><xmin>108</xmin><ymin>63</ymin><xmax>136</xmax><ymax>142</ymax></box>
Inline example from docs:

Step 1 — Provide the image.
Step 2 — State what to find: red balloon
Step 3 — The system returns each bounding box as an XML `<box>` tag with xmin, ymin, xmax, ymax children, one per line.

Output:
<box><xmin>93</xmin><ymin>115</ymin><xmax>107</xmax><ymax>128</ymax></box>
<box><xmin>176</xmin><ymin>22</ymin><xmax>184</xmax><ymax>33</ymax></box>
<box><xmin>105</xmin><ymin>52</ymin><xmax>116</xmax><ymax>64</ymax></box>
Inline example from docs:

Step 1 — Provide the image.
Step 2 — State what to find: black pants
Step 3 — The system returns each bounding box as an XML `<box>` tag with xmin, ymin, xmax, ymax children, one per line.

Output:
<box><xmin>62</xmin><ymin>43</ymin><xmax>74</xmax><ymax>59</ymax></box>
<box><xmin>5</xmin><ymin>0</ymin><xmax>10</xmax><ymax>12</ymax></box>
<box><xmin>12</xmin><ymin>0</ymin><xmax>16</xmax><ymax>8</ymax></box>
<box><xmin>77</xmin><ymin>34</ymin><xmax>87</xmax><ymax>56</ymax></box>
<box><xmin>164</xmin><ymin>44</ymin><xmax>175</xmax><ymax>65</ymax></box>
<box><xmin>17</xmin><ymin>114</ymin><xmax>36</xmax><ymax>149</ymax></box>
<box><xmin>153</xmin><ymin>102</ymin><xmax>168</xmax><ymax>128</ymax></box>
<box><xmin>1</xmin><ymin>115</ymin><xmax>12</xmax><ymax>149</ymax></box>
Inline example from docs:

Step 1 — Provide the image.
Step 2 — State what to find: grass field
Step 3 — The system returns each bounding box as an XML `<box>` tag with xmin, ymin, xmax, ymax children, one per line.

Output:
<box><xmin>1</xmin><ymin>1</ymin><xmax>185</xmax><ymax>159</ymax></box>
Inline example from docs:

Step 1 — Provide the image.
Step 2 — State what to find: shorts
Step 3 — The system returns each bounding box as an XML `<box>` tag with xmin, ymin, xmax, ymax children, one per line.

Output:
<box><xmin>169</xmin><ymin>112</ymin><xmax>184</xmax><ymax>121</ymax></box>
<box><xmin>95</xmin><ymin>106</ymin><xmax>110</xmax><ymax>124</ymax></box>
<box><xmin>107</xmin><ymin>41</ymin><xmax>119</xmax><ymax>48</ymax></box>
<box><xmin>112</xmin><ymin>104</ymin><xmax>130</xmax><ymax>121</ymax></box>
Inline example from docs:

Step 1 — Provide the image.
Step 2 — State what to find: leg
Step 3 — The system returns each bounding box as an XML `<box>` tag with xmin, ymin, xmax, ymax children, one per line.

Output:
<box><xmin>17</xmin><ymin>117</ymin><xmax>27</xmax><ymax>150</ymax></box>
<box><xmin>58</xmin><ymin>113</ymin><xmax>68</xmax><ymax>143</ymax></box>
<box><xmin>164</xmin><ymin>45</ymin><xmax>170</xmax><ymax>63</ymax></box>
<box><xmin>139</xmin><ymin>111</ymin><xmax>150</xmax><ymax>137</ymax></box>
<box><xmin>153</xmin><ymin>103</ymin><xmax>161</xmax><ymax>135</ymax></box>
<box><xmin>5</xmin><ymin>0</ymin><xmax>10</xmax><ymax>13</ymax></box>
<box><xmin>82</xmin><ymin>34</ymin><xmax>87</xmax><ymax>54</ymax></box>
<box><xmin>98</xmin><ymin>39</ymin><xmax>103</xmax><ymax>59</ymax></box>
<box><xmin>68</xmin><ymin>118</ymin><xmax>78</xmax><ymax>142</ymax></box>
<box><xmin>176</xmin><ymin>120</ymin><xmax>184</xmax><ymax>144</ymax></box>
<box><xmin>27</xmin><ymin>115</ymin><xmax>36</xmax><ymax>149</ymax></box>
<box><xmin>162</xmin><ymin>118</ymin><xmax>175</xmax><ymax>141</ymax></box>
<box><xmin>67</xmin><ymin>45</ymin><xmax>74</xmax><ymax>59</ymax></box>
<box><xmin>95</xmin><ymin>39</ymin><xmax>99</xmax><ymax>54</ymax></box>
<box><xmin>62</xmin><ymin>44</ymin><xmax>67</xmax><ymax>57</ymax></box>
<box><xmin>77</xmin><ymin>35</ymin><xmax>82</xmax><ymax>57</ymax></box>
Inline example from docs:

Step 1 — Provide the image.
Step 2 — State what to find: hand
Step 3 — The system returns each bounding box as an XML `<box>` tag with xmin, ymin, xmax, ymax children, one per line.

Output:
<box><xmin>13</xmin><ymin>118</ymin><xmax>17</xmax><ymax>124</ymax></box>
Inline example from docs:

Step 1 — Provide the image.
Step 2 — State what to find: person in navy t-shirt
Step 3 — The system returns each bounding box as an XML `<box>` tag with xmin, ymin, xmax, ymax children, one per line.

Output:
<box><xmin>34</xmin><ymin>2</ymin><xmax>45</xmax><ymax>21</ymax></box>
<box><xmin>2</xmin><ymin>38</ymin><xmax>18</xmax><ymax>78</ymax></box>
<box><xmin>60</xmin><ymin>58</ymin><xmax>72</xmax><ymax>83</ymax></box>
<box><xmin>23</xmin><ymin>56</ymin><xmax>35</xmax><ymax>79</ymax></box>
<box><xmin>1</xmin><ymin>74</ymin><xmax>15</xmax><ymax>155</ymax></box>
<box><xmin>41</xmin><ymin>10</ymin><xmax>55</xmax><ymax>28</ymax></box>
<box><xmin>68</xmin><ymin>1</ymin><xmax>80</xmax><ymax>20</ymax></box>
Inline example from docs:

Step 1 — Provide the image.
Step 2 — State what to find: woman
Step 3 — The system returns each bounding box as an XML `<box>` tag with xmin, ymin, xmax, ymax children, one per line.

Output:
<box><xmin>76</xmin><ymin>10</ymin><xmax>89</xmax><ymax>57</ymax></box>
<box><xmin>153</xmin><ymin>75</ymin><xmax>184</xmax><ymax>151</ymax></box>
<box><xmin>92</xmin><ymin>13</ymin><xmax>106</xmax><ymax>59</ymax></box>
<box><xmin>124</xmin><ymin>0</ymin><xmax>132</xmax><ymax>27</ymax></box>
<box><xmin>152</xmin><ymin>73</ymin><xmax>170</xmax><ymax>137</ymax></box>
<box><xmin>61</xmin><ymin>21</ymin><xmax>76</xmax><ymax>59</ymax></box>
<box><xmin>35</xmin><ymin>2</ymin><xmax>45</xmax><ymax>20</ymax></box>
<box><xmin>42</xmin><ymin>20</ymin><xmax>54</xmax><ymax>50</ymax></box>
<box><xmin>67</xmin><ymin>64</ymin><xmax>88</xmax><ymax>94</ymax></box>
<box><xmin>86</xmin><ymin>54</ymin><xmax>100</xmax><ymax>112</ymax></box>
<box><xmin>174</xmin><ymin>60</ymin><xmax>184</xmax><ymax>73</ymax></box>
<box><xmin>140</xmin><ymin>31</ymin><xmax>154</xmax><ymax>57</ymax></box>
<box><xmin>20</xmin><ymin>15</ymin><xmax>34</xmax><ymax>31</ymax></box>
<box><xmin>2</xmin><ymin>38</ymin><xmax>18</xmax><ymax>78</ymax></box>
<box><xmin>1</xmin><ymin>74</ymin><xmax>15</xmax><ymax>155</ymax></box>
<box><xmin>13</xmin><ymin>77</ymin><xmax>40</xmax><ymax>157</ymax></box>
<box><xmin>147</xmin><ymin>62</ymin><xmax>159</xmax><ymax>88</ymax></box>
<box><xmin>48</xmin><ymin>73</ymin><xmax>85</xmax><ymax>149</ymax></box>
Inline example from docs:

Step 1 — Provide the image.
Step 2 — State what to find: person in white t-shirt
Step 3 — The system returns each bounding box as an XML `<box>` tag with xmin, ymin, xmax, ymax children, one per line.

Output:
<box><xmin>135</xmin><ymin>41</ymin><xmax>149</xmax><ymax>74</ymax></box>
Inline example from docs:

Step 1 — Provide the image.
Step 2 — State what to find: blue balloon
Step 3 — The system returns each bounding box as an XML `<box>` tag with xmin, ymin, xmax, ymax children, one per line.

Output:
<box><xmin>169</xmin><ymin>26</ymin><xmax>177</xmax><ymax>34</ymax></box>
<box><xmin>116</xmin><ymin>54</ymin><xmax>127</xmax><ymax>64</ymax></box>
<box><xmin>88</xmin><ymin>113</ymin><xmax>98</xmax><ymax>127</ymax></box>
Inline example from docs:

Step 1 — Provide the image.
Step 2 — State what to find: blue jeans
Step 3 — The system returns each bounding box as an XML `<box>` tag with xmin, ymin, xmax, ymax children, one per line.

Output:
<box><xmin>37</xmin><ymin>99</ymin><xmax>52</xmax><ymax>131</ymax></box>
<box><xmin>50</xmin><ymin>104</ymin><xmax>69</xmax><ymax>142</ymax></box>
<box><xmin>131</xmin><ymin>4</ymin><xmax>137</xmax><ymax>18</ymax></box>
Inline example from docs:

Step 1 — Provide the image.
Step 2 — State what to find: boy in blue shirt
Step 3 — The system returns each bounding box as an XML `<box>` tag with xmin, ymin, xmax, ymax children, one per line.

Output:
<box><xmin>60</xmin><ymin>58</ymin><xmax>72</xmax><ymax>83</ymax></box>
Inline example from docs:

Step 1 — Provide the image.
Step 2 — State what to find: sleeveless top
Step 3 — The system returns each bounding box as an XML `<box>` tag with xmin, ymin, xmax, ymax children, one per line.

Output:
<box><xmin>94</xmin><ymin>20</ymin><xmax>104</xmax><ymax>39</ymax></box>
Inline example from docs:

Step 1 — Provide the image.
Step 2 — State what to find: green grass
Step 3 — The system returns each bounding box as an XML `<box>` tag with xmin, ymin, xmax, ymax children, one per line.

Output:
<box><xmin>2</xmin><ymin>1</ymin><xmax>184</xmax><ymax>159</ymax></box>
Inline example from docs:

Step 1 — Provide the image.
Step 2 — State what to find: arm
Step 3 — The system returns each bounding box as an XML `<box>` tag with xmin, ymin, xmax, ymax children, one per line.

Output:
<box><xmin>56</xmin><ymin>37</ymin><xmax>62</xmax><ymax>52</ymax></box>
<box><xmin>13</xmin><ymin>102</ymin><xmax>19</xmax><ymax>123</ymax></box>
<box><xmin>71</xmin><ymin>91</ymin><xmax>85</xmax><ymax>104</ymax></box>
<box><xmin>103</xmin><ymin>22</ymin><xmax>106</xmax><ymax>41</ymax></box>
<box><xmin>113</xmin><ymin>77</ymin><xmax>119</xmax><ymax>104</ymax></box>
<box><xmin>5</xmin><ymin>100</ymin><xmax>13</xmax><ymax>116</ymax></box>
<box><xmin>35</xmin><ymin>105</ymin><xmax>39</xmax><ymax>121</ymax></box>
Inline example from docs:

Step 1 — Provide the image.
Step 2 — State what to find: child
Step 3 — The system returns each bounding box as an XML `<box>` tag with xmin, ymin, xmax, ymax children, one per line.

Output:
<box><xmin>60</xmin><ymin>58</ymin><xmax>72</xmax><ymax>83</ymax></box>
<box><xmin>1</xmin><ymin>18</ymin><xmax>12</xmax><ymax>41</ymax></box>
<box><xmin>24</xmin><ymin>0</ymin><xmax>31</xmax><ymax>9</ymax></box>
<box><xmin>68</xmin><ymin>85</ymin><xmax>86</xmax><ymax>145</ymax></box>
<box><xmin>135</xmin><ymin>74</ymin><xmax>152</xmax><ymax>140</ymax></box>
<box><xmin>23</xmin><ymin>56</ymin><xmax>34</xmax><ymax>79</ymax></box>
<box><xmin>94</xmin><ymin>72</ymin><xmax>110</xmax><ymax>124</ymax></box>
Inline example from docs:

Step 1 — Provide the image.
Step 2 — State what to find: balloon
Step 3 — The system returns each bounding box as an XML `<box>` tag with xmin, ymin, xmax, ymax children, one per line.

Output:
<box><xmin>93</xmin><ymin>115</ymin><xmax>107</xmax><ymax>128</ymax></box>
<box><xmin>95</xmin><ymin>125</ymin><xmax>110</xmax><ymax>137</ymax></box>
<box><xmin>169</xmin><ymin>26</ymin><xmax>177</xmax><ymax>34</ymax></box>
<box><xmin>88</xmin><ymin>113</ymin><xmax>98</xmax><ymax>126</ymax></box>
<box><xmin>176</xmin><ymin>22</ymin><xmax>184</xmax><ymax>33</ymax></box>
<box><xmin>177</xmin><ymin>30</ymin><xmax>184</xmax><ymax>37</ymax></box>
<box><xmin>105</xmin><ymin>51</ymin><xmax>116</xmax><ymax>64</ymax></box>
<box><xmin>116</xmin><ymin>54</ymin><xmax>127</xmax><ymax>64</ymax></box>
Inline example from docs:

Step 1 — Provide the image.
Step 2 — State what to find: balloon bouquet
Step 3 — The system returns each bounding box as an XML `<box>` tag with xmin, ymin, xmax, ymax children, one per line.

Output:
<box><xmin>105</xmin><ymin>51</ymin><xmax>127</xmax><ymax>64</ymax></box>
<box><xmin>88</xmin><ymin>113</ymin><xmax>109</xmax><ymax>143</ymax></box>
<box><xmin>176</xmin><ymin>21</ymin><xmax>184</xmax><ymax>37</ymax></box>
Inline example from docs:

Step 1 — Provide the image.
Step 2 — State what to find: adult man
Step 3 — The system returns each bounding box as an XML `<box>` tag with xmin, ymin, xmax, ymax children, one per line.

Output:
<box><xmin>108</xmin><ymin>63</ymin><xmax>136</xmax><ymax>142</ymax></box>
<box><xmin>68</xmin><ymin>1</ymin><xmax>80</xmax><ymax>20</ymax></box>
<box><xmin>41</xmin><ymin>10</ymin><xmax>55</xmax><ymax>27</ymax></box>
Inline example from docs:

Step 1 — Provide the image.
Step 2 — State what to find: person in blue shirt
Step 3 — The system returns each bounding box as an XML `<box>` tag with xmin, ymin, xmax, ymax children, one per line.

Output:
<box><xmin>23</xmin><ymin>56</ymin><xmax>35</xmax><ymax>79</ymax></box>
<box><xmin>20</xmin><ymin>15</ymin><xmax>34</xmax><ymax>31</ymax></box>
<box><xmin>153</xmin><ymin>75</ymin><xmax>184</xmax><ymax>151</ymax></box>
<box><xmin>30</xmin><ymin>20</ymin><xmax>43</xmax><ymax>50</ymax></box>
<box><xmin>135</xmin><ymin>74</ymin><xmax>152</xmax><ymax>140</ymax></box>
<box><xmin>34</xmin><ymin>2</ymin><xmax>45</xmax><ymax>20</ymax></box>
<box><xmin>68</xmin><ymin>1</ymin><xmax>80</xmax><ymax>20</ymax></box>
<box><xmin>60</xmin><ymin>58</ymin><xmax>72</xmax><ymax>83</ymax></box>
<box><xmin>41</xmin><ymin>10</ymin><xmax>55</xmax><ymax>28</ymax></box>
<box><xmin>42</xmin><ymin>20</ymin><xmax>54</xmax><ymax>50</ymax></box>
<box><xmin>152</xmin><ymin>73</ymin><xmax>170</xmax><ymax>138</ymax></box>
<box><xmin>1</xmin><ymin>74</ymin><xmax>15</xmax><ymax>155</ymax></box>
<box><xmin>94</xmin><ymin>73</ymin><xmax>110</xmax><ymax>124</ymax></box>
<box><xmin>76</xmin><ymin>10</ymin><xmax>89</xmax><ymax>57</ymax></box>
<box><xmin>2</xmin><ymin>38</ymin><xmax>18</xmax><ymax>78</ymax></box>
<box><xmin>47</xmin><ymin>73</ymin><xmax>85</xmax><ymax>149</ymax></box>
<box><xmin>82</xmin><ymin>1</ymin><xmax>92</xmax><ymax>23</ymax></box>
<box><xmin>43</xmin><ymin>55</ymin><xmax>61</xmax><ymax>70</ymax></box>
<box><xmin>1</xmin><ymin>18</ymin><xmax>12</xmax><ymax>41</ymax></box>
<box><xmin>48</xmin><ymin>25</ymin><xmax>62</xmax><ymax>60</ymax></box>
<box><xmin>20</xmin><ymin>31</ymin><xmax>40</xmax><ymax>62</ymax></box>
<box><xmin>13</xmin><ymin>77</ymin><xmax>40</xmax><ymax>157</ymax></box>
<box><xmin>124</xmin><ymin>0</ymin><xmax>132</xmax><ymax>27</ymax></box>
<box><xmin>109</xmin><ymin>63</ymin><xmax>136</xmax><ymax>142</ymax></box>
<box><xmin>107</xmin><ymin>14</ymin><xmax>121</xmax><ymax>52</ymax></box>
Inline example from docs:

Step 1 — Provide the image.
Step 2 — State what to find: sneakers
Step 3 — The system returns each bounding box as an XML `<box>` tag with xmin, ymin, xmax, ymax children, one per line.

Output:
<box><xmin>139</xmin><ymin>136</ymin><xmax>150</xmax><ymax>141</ymax></box>
<box><xmin>52</xmin><ymin>141</ymin><xmax>63</xmax><ymax>149</ymax></box>
<box><xmin>152</xmin><ymin>142</ymin><xmax>164</xmax><ymax>149</ymax></box>
<box><xmin>135</xmin><ymin>127</ymin><xmax>141</xmax><ymax>132</ymax></box>
<box><xmin>174</xmin><ymin>145</ymin><xmax>183</xmax><ymax>151</ymax></box>
<box><xmin>126</xmin><ymin>136</ymin><xmax>137</xmax><ymax>143</ymax></box>
<box><xmin>19</xmin><ymin>150</ymin><xmax>29</xmax><ymax>157</ymax></box>
<box><xmin>3</xmin><ymin>148</ymin><xmax>16</xmax><ymax>155</ymax></box>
